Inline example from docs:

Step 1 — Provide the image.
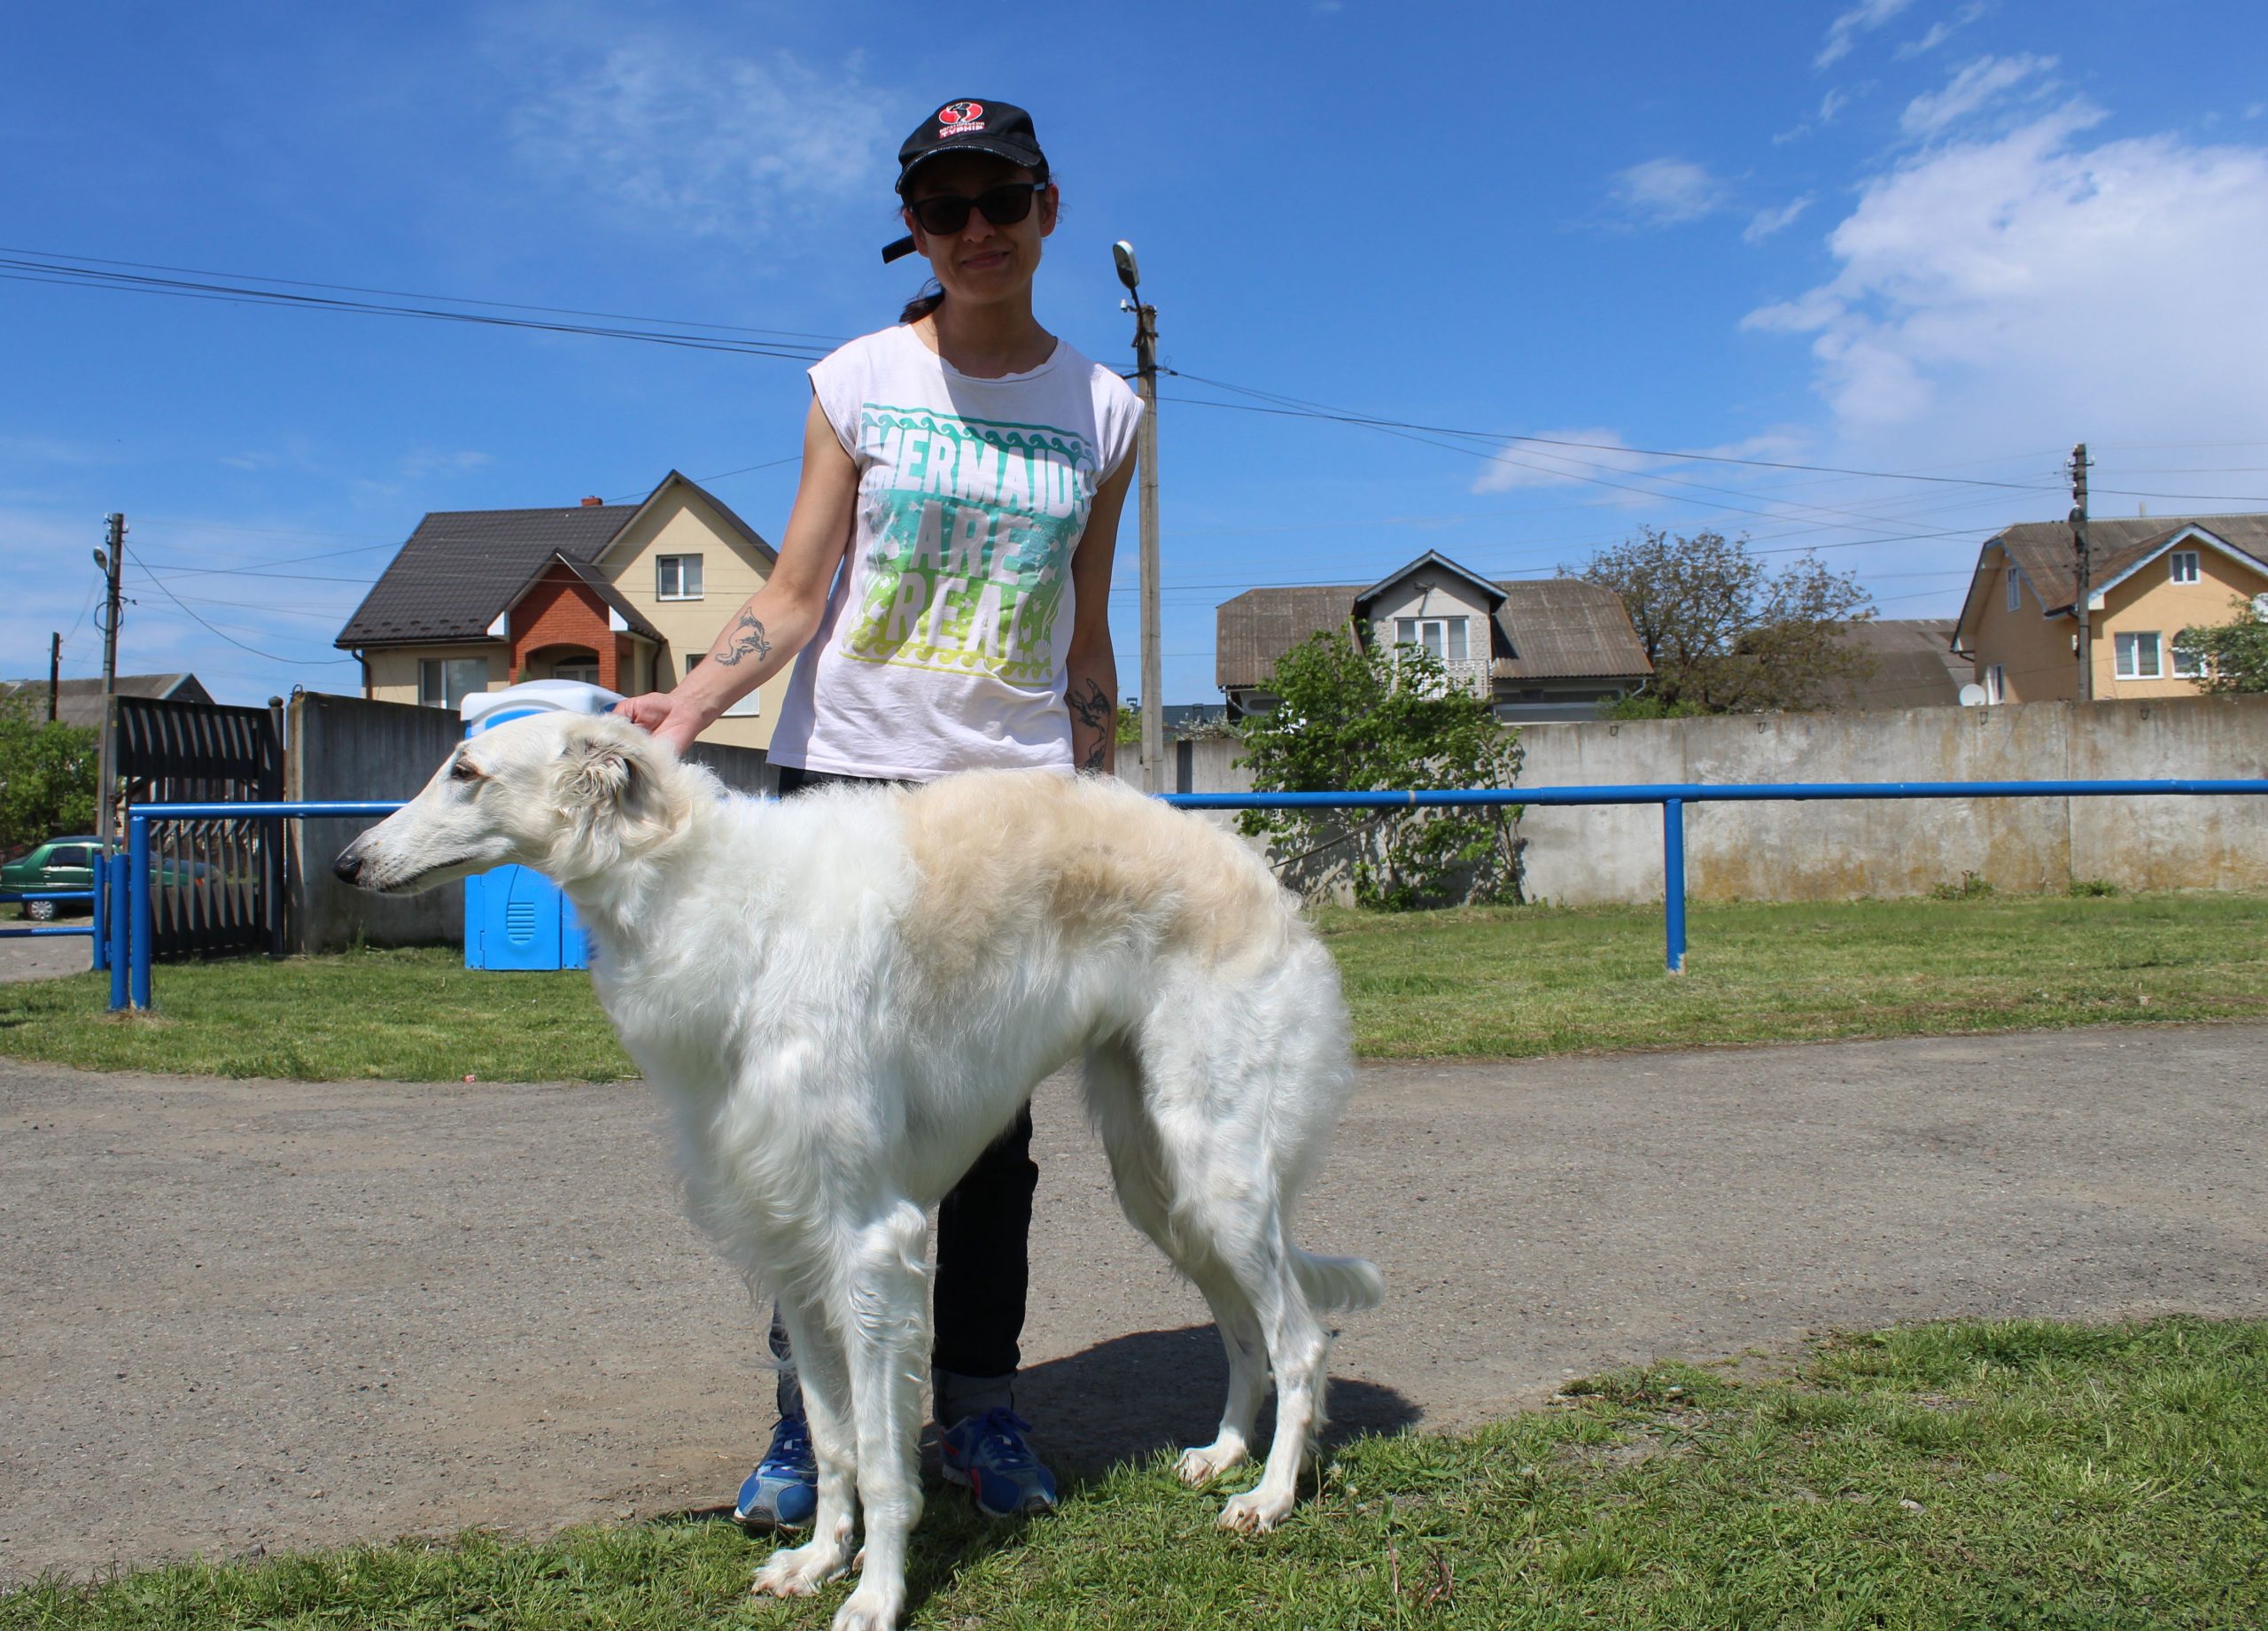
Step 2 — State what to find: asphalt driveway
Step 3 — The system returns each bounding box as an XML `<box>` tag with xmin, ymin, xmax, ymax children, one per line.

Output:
<box><xmin>4</xmin><ymin>1022</ymin><xmax>2264</xmax><ymax>1581</ymax></box>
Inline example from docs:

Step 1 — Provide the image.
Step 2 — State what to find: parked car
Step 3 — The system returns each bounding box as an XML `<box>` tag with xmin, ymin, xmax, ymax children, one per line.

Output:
<box><xmin>2</xmin><ymin>835</ymin><xmax>99</xmax><ymax>920</ymax></box>
<box><xmin>1</xmin><ymin>841</ymin><xmax>224</xmax><ymax>921</ymax></box>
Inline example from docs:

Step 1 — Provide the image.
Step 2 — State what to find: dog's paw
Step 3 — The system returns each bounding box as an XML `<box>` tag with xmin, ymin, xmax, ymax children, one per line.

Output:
<box><xmin>1217</xmin><ymin>1487</ymin><xmax>1294</xmax><ymax>1534</ymax></box>
<box><xmin>829</xmin><ymin>1581</ymin><xmax>905</xmax><ymax>1631</ymax></box>
<box><xmin>752</xmin><ymin>1541</ymin><xmax>850</xmax><ymax>1598</ymax></box>
<box><xmin>1175</xmin><ymin>1439</ymin><xmax>1247</xmax><ymax>1487</ymax></box>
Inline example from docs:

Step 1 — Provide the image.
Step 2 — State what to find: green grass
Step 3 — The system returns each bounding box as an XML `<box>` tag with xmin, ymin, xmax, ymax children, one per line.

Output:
<box><xmin>0</xmin><ymin>946</ymin><xmax>633</xmax><ymax>1082</ymax></box>
<box><xmin>2</xmin><ymin>891</ymin><xmax>2265</xmax><ymax>1079</ymax></box>
<box><xmin>8</xmin><ymin>1316</ymin><xmax>2262</xmax><ymax>1628</ymax></box>
<box><xmin>1319</xmin><ymin>889</ymin><xmax>2268</xmax><ymax>1057</ymax></box>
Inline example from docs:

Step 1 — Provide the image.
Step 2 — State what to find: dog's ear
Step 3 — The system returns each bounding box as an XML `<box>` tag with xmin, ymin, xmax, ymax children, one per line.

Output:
<box><xmin>562</xmin><ymin>733</ymin><xmax>653</xmax><ymax>814</ymax></box>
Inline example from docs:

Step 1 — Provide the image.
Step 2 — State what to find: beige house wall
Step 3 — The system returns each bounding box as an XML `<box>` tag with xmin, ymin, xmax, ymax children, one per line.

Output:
<box><xmin>1362</xmin><ymin>570</ymin><xmax>1495</xmax><ymax>698</ymax></box>
<box><xmin>2092</xmin><ymin>546</ymin><xmax>2268</xmax><ymax>701</ymax></box>
<box><xmin>363</xmin><ymin>644</ymin><xmax>505</xmax><ymax>710</ymax></box>
<box><xmin>1965</xmin><ymin>552</ymin><xmax>2076</xmax><ymax>703</ymax></box>
<box><xmin>598</xmin><ymin>489</ymin><xmax>792</xmax><ymax>750</ymax></box>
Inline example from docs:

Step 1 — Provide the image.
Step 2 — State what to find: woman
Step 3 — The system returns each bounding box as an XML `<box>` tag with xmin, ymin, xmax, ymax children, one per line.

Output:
<box><xmin>616</xmin><ymin>97</ymin><xmax>1141</xmax><ymax>1526</ymax></box>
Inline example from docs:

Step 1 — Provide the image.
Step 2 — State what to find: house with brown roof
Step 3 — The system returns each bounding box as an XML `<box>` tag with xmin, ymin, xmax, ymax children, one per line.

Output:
<box><xmin>0</xmin><ymin>673</ymin><xmax>213</xmax><ymax>728</ymax></box>
<box><xmin>1951</xmin><ymin>515</ymin><xmax>2268</xmax><ymax>703</ymax></box>
<box><xmin>335</xmin><ymin>471</ymin><xmax>783</xmax><ymax>748</ymax></box>
<box><xmin>1216</xmin><ymin>550</ymin><xmax>1652</xmax><ymax>722</ymax></box>
<box><xmin>1820</xmin><ymin>619</ymin><xmax>1975</xmax><ymax>710</ymax></box>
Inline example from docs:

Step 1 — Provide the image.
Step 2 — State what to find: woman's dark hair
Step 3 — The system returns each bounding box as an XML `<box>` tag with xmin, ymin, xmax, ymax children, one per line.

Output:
<box><xmin>899</xmin><ymin>280</ymin><xmax>945</xmax><ymax>324</ymax></box>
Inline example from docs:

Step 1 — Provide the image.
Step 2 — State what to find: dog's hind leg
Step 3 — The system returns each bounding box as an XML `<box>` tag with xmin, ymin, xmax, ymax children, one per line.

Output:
<box><xmin>831</xmin><ymin>1200</ymin><xmax>931</xmax><ymax>1631</ymax></box>
<box><xmin>1085</xmin><ymin>1042</ymin><xmax>1268</xmax><ymax>1487</ymax></box>
<box><xmin>750</xmin><ymin>1290</ymin><xmax>858</xmax><ymax>1600</ymax></box>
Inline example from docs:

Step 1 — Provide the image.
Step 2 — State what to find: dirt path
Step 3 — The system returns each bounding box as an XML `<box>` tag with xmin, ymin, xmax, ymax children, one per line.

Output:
<box><xmin>4</xmin><ymin>1024</ymin><xmax>2264</xmax><ymax>1581</ymax></box>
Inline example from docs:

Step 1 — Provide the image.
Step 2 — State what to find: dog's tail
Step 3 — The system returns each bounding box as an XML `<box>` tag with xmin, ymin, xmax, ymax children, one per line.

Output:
<box><xmin>1293</xmin><ymin>1249</ymin><xmax>1385</xmax><ymax>1314</ymax></box>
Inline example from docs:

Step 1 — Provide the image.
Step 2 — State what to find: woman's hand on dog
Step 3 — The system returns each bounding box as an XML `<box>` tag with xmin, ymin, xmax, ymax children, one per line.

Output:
<box><xmin>613</xmin><ymin>693</ymin><xmax>703</xmax><ymax>758</ymax></box>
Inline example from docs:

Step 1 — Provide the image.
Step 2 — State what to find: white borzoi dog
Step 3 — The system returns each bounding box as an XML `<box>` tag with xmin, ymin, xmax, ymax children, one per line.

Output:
<box><xmin>335</xmin><ymin>711</ymin><xmax>1382</xmax><ymax>1631</ymax></box>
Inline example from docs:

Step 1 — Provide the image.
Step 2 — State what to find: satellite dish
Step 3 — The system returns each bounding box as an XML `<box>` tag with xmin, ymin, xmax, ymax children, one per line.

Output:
<box><xmin>1958</xmin><ymin>683</ymin><xmax>1988</xmax><ymax>707</ymax></box>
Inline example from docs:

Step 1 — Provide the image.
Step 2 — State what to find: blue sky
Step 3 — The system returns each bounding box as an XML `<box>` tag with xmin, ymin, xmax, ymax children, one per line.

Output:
<box><xmin>6</xmin><ymin>1</ymin><xmax>2266</xmax><ymax>708</ymax></box>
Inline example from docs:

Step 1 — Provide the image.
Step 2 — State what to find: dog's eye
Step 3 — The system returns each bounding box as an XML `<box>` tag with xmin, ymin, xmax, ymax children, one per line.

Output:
<box><xmin>450</xmin><ymin>757</ymin><xmax>482</xmax><ymax>783</ymax></box>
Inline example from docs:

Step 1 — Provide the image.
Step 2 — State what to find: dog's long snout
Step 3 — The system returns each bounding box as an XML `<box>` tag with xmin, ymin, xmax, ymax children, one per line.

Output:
<box><xmin>332</xmin><ymin>846</ymin><xmax>364</xmax><ymax>885</ymax></box>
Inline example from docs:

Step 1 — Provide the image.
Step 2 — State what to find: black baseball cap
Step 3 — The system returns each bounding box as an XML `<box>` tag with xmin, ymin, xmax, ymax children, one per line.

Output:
<box><xmin>882</xmin><ymin>98</ymin><xmax>1050</xmax><ymax>264</ymax></box>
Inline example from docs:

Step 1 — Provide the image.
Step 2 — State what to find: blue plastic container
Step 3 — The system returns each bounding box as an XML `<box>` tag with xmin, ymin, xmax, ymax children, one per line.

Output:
<box><xmin>460</xmin><ymin>680</ymin><xmax>622</xmax><ymax>971</ymax></box>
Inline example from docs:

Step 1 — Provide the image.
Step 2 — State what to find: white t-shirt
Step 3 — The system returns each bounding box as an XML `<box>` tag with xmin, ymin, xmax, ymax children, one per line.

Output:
<box><xmin>768</xmin><ymin>323</ymin><xmax>1144</xmax><ymax>781</ymax></box>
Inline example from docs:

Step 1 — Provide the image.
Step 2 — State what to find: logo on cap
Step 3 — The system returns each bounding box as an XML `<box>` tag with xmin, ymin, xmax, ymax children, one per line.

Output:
<box><xmin>936</xmin><ymin>100</ymin><xmax>985</xmax><ymax>136</ymax></box>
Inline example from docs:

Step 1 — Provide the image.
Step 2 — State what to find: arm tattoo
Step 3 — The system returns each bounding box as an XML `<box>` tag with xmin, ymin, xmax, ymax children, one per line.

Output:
<box><xmin>1081</xmin><ymin>738</ymin><xmax>1107</xmax><ymax>772</ymax></box>
<box><xmin>711</xmin><ymin>610</ymin><xmax>773</xmax><ymax>668</ymax></box>
<box><xmin>1067</xmin><ymin>678</ymin><xmax>1113</xmax><ymax>730</ymax></box>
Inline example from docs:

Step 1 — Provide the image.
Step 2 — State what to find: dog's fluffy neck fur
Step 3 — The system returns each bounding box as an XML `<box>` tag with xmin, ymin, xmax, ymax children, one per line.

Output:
<box><xmin>550</xmin><ymin>757</ymin><xmax>731</xmax><ymax>951</ymax></box>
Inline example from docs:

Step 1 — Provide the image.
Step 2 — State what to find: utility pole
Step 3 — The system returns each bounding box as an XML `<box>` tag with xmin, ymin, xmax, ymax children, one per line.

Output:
<box><xmin>2069</xmin><ymin>444</ymin><xmax>2093</xmax><ymax>703</ymax></box>
<box><xmin>47</xmin><ymin>633</ymin><xmax>60</xmax><ymax>722</ymax></box>
<box><xmin>95</xmin><ymin>514</ymin><xmax>125</xmax><ymax>853</ymax></box>
<box><xmin>1114</xmin><ymin>240</ymin><xmax>1163</xmax><ymax>793</ymax></box>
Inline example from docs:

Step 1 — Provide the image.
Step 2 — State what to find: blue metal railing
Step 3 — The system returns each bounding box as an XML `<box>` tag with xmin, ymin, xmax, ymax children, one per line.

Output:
<box><xmin>107</xmin><ymin>780</ymin><xmax>2268</xmax><ymax>1009</ymax></box>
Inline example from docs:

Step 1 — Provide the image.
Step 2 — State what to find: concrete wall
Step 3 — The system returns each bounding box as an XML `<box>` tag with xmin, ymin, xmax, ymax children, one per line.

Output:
<box><xmin>287</xmin><ymin>692</ymin><xmax>468</xmax><ymax>952</ymax></box>
<box><xmin>1127</xmin><ymin>697</ymin><xmax>2268</xmax><ymax>905</ymax></box>
<box><xmin>1511</xmin><ymin>696</ymin><xmax>2268</xmax><ymax>904</ymax></box>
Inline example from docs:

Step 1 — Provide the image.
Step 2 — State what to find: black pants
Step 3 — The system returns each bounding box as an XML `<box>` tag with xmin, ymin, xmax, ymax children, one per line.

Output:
<box><xmin>769</xmin><ymin>765</ymin><xmax>1038</xmax><ymax>1417</ymax></box>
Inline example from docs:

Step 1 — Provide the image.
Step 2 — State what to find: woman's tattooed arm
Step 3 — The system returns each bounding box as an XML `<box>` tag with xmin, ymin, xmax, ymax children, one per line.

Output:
<box><xmin>1068</xmin><ymin>675</ymin><xmax>1115</xmax><ymax>773</ymax></box>
<box><xmin>711</xmin><ymin>610</ymin><xmax>773</xmax><ymax>668</ymax></box>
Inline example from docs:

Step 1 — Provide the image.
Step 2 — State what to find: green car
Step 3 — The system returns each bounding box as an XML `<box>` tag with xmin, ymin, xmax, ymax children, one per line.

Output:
<box><xmin>2</xmin><ymin>835</ymin><xmax>100</xmax><ymax>920</ymax></box>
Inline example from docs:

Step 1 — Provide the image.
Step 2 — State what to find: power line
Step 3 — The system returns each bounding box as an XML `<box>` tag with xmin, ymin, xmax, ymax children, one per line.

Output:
<box><xmin>124</xmin><ymin>546</ymin><xmax>356</xmax><ymax>664</ymax></box>
<box><xmin>0</xmin><ymin>244</ymin><xmax>850</xmax><ymax>345</ymax></box>
<box><xmin>1</xmin><ymin>252</ymin><xmax>832</xmax><ymax>362</ymax></box>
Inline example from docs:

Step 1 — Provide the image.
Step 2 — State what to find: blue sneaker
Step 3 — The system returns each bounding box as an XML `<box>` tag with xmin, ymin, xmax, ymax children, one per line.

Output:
<box><xmin>734</xmin><ymin>1414</ymin><xmax>817</xmax><ymax>1531</ymax></box>
<box><xmin>940</xmin><ymin>1408</ymin><xmax>1057</xmax><ymax>1518</ymax></box>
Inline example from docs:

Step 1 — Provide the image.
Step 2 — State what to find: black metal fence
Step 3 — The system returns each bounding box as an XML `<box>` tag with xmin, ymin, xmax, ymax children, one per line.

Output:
<box><xmin>113</xmin><ymin>694</ymin><xmax>285</xmax><ymax>959</ymax></box>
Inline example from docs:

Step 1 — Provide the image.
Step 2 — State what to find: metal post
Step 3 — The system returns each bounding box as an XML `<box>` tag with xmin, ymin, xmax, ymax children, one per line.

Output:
<box><xmin>1113</xmin><ymin>240</ymin><xmax>1162</xmax><ymax>793</ymax></box>
<box><xmin>1663</xmin><ymin>797</ymin><xmax>1687</xmax><ymax>974</ymax></box>
<box><xmin>90</xmin><ymin>851</ymin><xmax>107</xmax><ymax>974</ymax></box>
<box><xmin>47</xmin><ymin>632</ymin><xmax>59</xmax><ymax>722</ymax></box>
<box><xmin>128</xmin><ymin>815</ymin><xmax>151</xmax><ymax>1010</ymax></box>
<box><xmin>96</xmin><ymin>515</ymin><xmax>125</xmax><ymax>857</ymax></box>
<box><xmin>107</xmin><ymin>854</ymin><xmax>129</xmax><ymax>1010</ymax></box>
<box><xmin>2070</xmin><ymin>443</ymin><xmax>2093</xmax><ymax>703</ymax></box>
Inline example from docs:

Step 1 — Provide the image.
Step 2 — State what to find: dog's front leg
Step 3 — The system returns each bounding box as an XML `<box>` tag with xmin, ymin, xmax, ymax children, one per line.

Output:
<box><xmin>830</xmin><ymin>1202</ymin><xmax>931</xmax><ymax>1631</ymax></box>
<box><xmin>751</xmin><ymin>1293</ymin><xmax>858</xmax><ymax>1600</ymax></box>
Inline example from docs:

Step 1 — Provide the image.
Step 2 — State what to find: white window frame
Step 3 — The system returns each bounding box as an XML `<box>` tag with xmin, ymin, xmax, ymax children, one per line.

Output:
<box><xmin>2169</xmin><ymin>550</ymin><xmax>2200</xmax><ymax>585</ymax></box>
<box><xmin>1392</xmin><ymin>615</ymin><xmax>1469</xmax><ymax>664</ymax></box>
<box><xmin>1984</xmin><ymin>664</ymin><xmax>2006</xmax><ymax>704</ymax></box>
<box><xmin>551</xmin><ymin>657</ymin><xmax>601</xmax><ymax>686</ymax></box>
<box><xmin>2006</xmin><ymin>568</ymin><xmax>2023</xmax><ymax>612</ymax></box>
<box><xmin>418</xmin><ymin>656</ymin><xmax>490</xmax><ymax>709</ymax></box>
<box><xmin>681</xmin><ymin>652</ymin><xmax>759</xmax><ymax>716</ymax></box>
<box><xmin>656</xmin><ymin>554</ymin><xmax>704</xmax><ymax>601</ymax></box>
<box><xmin>2171</xmin><ymin>635</ymin><xmax>2206</xmax><ymax>680</ymax></box>
<box><xmin>2114</xmin><ymin>631</ymin><xmax>2163</xmax><ymax>680</ymax></box>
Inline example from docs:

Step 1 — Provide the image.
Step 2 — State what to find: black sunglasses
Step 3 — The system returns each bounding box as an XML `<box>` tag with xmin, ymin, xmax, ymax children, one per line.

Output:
<box><xmin>905</xmin><ymin>180</ymin><xmax>1047</xmax><ymax>237</ymax></box>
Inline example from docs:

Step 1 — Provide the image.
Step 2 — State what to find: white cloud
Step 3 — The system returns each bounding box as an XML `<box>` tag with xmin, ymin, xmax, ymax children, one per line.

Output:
<box><xmin>1743</xmin><ymin>104</ymin><xmax>2268</xmax><ymax>466</ymax></box>
<box><xmin>509</xmin><ymin>40</ymin><xmax>894</xmax><ymax>238</ymax></box>
<box><xmin>1900</xmin><ymin>53</ymin><xmax>2056</xmax><ymax>139</ymax></box>
<box><xmin>1896</xmin><ymin>1</ymin><xmax>1989</xmax><ymax>58</ymax></box>
<box><xmin>1817</xmin><ymin>0</ymin><xmax>1914</xmax><ymax>69</ymax></box>
<box><xmin>1744</xmin><ymin>197</ymin><xmax>1814</xmax><ymax>242</ymax></box>
<box><xmin>1469</xmin><ymin>428</ymin><xmax>1807</xmax><ymax>504</ymax></box>
<box><xmin>1611</xmin><ymin>158</ymin><xmax>1728</xmax><ymax>225</ymax></box>
<box><xmin>1820</xmin><ymin>88</ymin><xmax>1852</xmax><ymax>124</ymax></box>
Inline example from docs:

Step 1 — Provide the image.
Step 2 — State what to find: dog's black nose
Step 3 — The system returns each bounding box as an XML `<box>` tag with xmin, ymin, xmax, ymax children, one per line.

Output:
<box><xmin>332</xmin><ymin>849</ymin><xmax>362</xmax><ymax>884</ymax></box>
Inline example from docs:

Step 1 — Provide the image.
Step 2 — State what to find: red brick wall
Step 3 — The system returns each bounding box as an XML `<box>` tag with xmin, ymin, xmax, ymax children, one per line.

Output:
<box><xmin>509</xmin><ymin>568</ymin><xmax>615</xmax><ymax>689</ymax></box>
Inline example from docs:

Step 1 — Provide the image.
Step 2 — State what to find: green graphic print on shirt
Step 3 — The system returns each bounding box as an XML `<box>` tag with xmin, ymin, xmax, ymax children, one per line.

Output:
<box><xmin>843</xmin><ymin>402</ymin><xmax>1097</xmax><ymax>685</ymax></box>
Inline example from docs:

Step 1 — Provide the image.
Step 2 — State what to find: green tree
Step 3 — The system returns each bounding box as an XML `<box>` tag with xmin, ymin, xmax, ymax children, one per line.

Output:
<box><xmin>1578</xmin><ymin>528</ymin><xmax>1876</xmax><ymax>712</ymax></box>
<box><xmin>1234</xmin><ymin>629</ymin><xmax>1524</xmax><ymax>911</ymax></box>
<box><xmin>0</xmin><ymin>695</ymin><xmax>98</xmax><ymax>853</ymax></box>
<box><xmin>2178</xmin><ymin>595</ymin><xmax>2268</xmax><ymax>694</ymax></box>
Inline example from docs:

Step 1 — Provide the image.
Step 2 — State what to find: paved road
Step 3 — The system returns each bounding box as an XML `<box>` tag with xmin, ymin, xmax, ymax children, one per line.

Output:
<box><xmin>0</xmin><ymin>934</ymin><xmax>97</xmax><ymax>983</ymax></box>
<box><xmin>4</xmin><ymin>1025</ymin><xmax>2264</xmax><ymax>1581</ymax></box>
